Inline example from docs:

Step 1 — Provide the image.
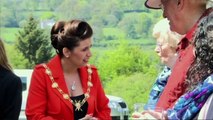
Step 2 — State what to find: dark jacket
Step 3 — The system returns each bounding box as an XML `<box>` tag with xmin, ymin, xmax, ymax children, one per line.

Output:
<box><xmin>0</xmin><ymin>66</ymin><xmax>22</xmax><ymax>120</ymax></box>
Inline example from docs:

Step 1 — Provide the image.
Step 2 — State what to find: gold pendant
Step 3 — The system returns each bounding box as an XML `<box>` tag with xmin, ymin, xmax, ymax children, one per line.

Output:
<box><xmin>74</xmin><ymin>100</ymin><xmax>82</xmax><ymax>111</ymax></box>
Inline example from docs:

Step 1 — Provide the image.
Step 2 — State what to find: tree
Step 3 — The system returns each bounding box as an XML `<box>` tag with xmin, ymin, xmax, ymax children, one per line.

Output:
<box><xmin>97</xmin><ymin>40</ymin><xmax>160</xmax><ymax>83</ymax></box>
<box><xmin>16</xmin><ymin>16</ymin><xmax>53</xmax><ymax>68</ymax></box>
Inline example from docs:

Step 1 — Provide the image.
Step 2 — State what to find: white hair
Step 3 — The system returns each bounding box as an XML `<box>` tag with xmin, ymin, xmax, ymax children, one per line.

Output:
<box><xmin>152</xmin><ymin>18</ymin><xmax>183</xmax><ymax>49</ymax></box>
<box><xmin>207</xmin><ymin>0</ymin><xmax>213</xmax><ymax>8</ymax></box>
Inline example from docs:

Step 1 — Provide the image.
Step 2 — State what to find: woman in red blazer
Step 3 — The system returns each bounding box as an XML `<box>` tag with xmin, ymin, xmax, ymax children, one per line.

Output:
<box><xmin>26</xmin><ymin>20</ymin><xmax>111</xmax><ymax>120</ymax></box>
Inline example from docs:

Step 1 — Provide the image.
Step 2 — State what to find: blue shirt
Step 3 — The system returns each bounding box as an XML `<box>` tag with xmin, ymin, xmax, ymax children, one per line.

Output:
<box><xmin>144</xmin><ymin>66</ymin><xmax>171</xmax><ymax>110</ymax></box>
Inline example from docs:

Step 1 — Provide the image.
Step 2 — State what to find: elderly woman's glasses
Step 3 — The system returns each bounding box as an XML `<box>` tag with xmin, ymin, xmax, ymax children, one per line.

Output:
<box><xmin>156</xmin><ymin>43</ymin><xmax>163</xmax><ymax>51</ymax></box>
<box><xmin>157</xmin><ymin>43</ymin><xmax>163</xmax><ymax>47</ymax></box>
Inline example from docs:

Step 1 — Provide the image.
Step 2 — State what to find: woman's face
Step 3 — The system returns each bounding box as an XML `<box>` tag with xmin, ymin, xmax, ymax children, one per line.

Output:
<box><xmin>68</xmin><ymin>38</ymin><xmax>92</xmax><ymax>67</ymax></box>
<box><xmin>155</xmin><ymin>37</ymin><xmax>178</xmax><ymax>68</ymax></box>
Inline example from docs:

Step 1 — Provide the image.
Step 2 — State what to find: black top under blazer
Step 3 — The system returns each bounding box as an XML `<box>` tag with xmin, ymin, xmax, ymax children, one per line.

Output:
<box><xmin>0</xmin><ymin>66</ymin><xmax>22</xmax><ymax>120</ymax></box>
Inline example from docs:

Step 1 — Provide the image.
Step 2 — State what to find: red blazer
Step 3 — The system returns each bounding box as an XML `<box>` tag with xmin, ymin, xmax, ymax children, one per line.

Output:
<box><xmin>26</xmin><ymin>55</ymin><xmax>111</xmax><ymax>120</ymax></box>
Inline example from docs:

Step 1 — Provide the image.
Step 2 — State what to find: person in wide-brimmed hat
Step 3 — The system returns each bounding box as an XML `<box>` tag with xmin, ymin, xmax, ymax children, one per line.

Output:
<box><xmin>138</xmin><ymin>0</ymin><xmax>213</xmax><ymax>119</ymax></box>
<box><xmin>145</xmin><ymin>0</ymin><xmax>213</xmax><ymax>9</ymax></box>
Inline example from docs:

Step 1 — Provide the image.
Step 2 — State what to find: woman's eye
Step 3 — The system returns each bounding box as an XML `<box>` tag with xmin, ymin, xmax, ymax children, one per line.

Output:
<box><xmin>82</xmin><ymin>47</ymin><xmax>88</xmax><ymax>51</ymax></box>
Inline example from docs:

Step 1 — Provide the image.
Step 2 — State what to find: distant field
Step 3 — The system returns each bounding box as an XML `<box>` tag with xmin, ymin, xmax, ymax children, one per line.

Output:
<box><xmin>0</xmin><ymin>27</ymin><xmax>21</xmax><ymax>43</ymax></box>
<box><xmin>33</xmin><ymin>11</ymin><xmax>54</xmax><ymax>19</ymax></box>
<box><xmin>103</xmin><ymin>27</ymin><xmax>126</xmax><ymax>39</ymax></box>
<box><xmin>0</xmin><ymin>10</ymin><xmax>54</xmax><ymax>44</ymax></box>
<box><xmin>1</xmin><ymin>27</ymin><xmax>155</xmax><ymax>51</ymax></box>
<box><xmin>102</xmin><ymin>27</ymin><xmax>155</xmax><ymax>47</ymax></box>
<box><xmin>22</xmin><ymin>11</ymin><xmax>55</xmax><ymax>20</ymax></box>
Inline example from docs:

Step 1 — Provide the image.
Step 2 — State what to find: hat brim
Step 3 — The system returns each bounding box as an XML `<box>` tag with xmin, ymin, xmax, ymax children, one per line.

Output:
<box><xmin>144</xmin><ymin>0</ymin><xmax>162</xmax><ymax>9</ymax></box>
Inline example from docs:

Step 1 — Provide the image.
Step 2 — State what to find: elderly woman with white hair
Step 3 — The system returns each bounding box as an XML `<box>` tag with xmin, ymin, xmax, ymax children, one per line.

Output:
<box><xmin>143</xmin><ymin>18</ymin><xmax>183</xmax><ymax>110</ymax></box>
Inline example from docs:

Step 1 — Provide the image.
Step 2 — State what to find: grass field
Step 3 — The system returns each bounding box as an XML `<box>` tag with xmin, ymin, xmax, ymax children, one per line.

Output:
<box><xmin>103</xmin><ymin>27</ymin><xmax>126</xmax><ymax>39</ymax></box>
<box><xmin>0</xmin><ymin>27</ymin><xmax>21</xmax><ymax>43</ymax></box>
<box><xmin>1</xmin><ymin>26</ymin><xmax>156</xmax><ymax>50</ymax></box>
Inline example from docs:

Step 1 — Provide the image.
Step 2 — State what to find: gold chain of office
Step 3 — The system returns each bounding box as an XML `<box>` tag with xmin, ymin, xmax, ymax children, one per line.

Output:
<box><xmin>42</xmin><ymin>63</ymin><xmax>93</xmax><ymax>111</ymax></box>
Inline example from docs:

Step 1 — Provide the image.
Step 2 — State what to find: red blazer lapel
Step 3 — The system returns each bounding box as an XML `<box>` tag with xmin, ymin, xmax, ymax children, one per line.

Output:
<box><xmin>46</xmin><ymin>55</ymin><xmax>73</xmax><ymax>112</ymax></box>
<box><xmin>79</xmin><ymin>66</ymin><xmax>95</xmax><ymax>114</ymax></box>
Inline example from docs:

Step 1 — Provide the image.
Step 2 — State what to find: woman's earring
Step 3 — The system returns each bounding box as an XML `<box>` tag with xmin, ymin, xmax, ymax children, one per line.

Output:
<box><xmin>174</xmin><ymin>53</ymin><xmax>178</xmax><ymax>57</ymax></box>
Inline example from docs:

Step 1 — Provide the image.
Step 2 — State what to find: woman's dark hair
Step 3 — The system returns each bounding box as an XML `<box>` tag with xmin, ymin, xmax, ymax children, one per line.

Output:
<box><xmin>185</xmin><ymin>12</ymin><xmax>213</xmax><ymax>92</ymax></box>
<box><xmin>50</xmin><ymin>20</ymin><xmax>93</xmax><ymax>57</ymax></box>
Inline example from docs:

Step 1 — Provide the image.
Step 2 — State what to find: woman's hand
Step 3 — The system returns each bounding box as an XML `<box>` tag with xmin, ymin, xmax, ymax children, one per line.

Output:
<box><xmin>144</xmin><ymin>110</ymin><xmax>167</xmax><ymax>120</ymax></box>
<box><xmin>132</xmin><ymin>110</ymin><xmax>167</xmax><ymax>120</ymax></box>
<box><xmin>79</xmin><ymin>114</ymin><xmax>98</xmax><ymax>120</ymax></box>
<box><xmin>132</xmin><ymin>111</ymin><xmax>142</xmax><ymax>118</ymax></box>
<box><xmin>132</xmin><ymin>111</ymin><xmax>157</xmax><ymax>119</ymax></box>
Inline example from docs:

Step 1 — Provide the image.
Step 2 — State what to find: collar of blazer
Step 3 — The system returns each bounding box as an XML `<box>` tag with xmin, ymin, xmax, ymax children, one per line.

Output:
<box><xmin>43</xmin><ymin>55</ymin><xmax>93</xmax><ymax>111</ymax></box>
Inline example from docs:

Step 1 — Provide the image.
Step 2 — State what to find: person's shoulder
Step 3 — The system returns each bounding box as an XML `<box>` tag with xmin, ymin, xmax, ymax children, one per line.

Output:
<box><xmin>35</xmin><ymin>64</ymin><xmax>45</xmax><ymax>68</ymax></box>
<box><xmin>6</xmin><ymin>70</ymin><xmax>18</xmax><ymax>79</ymax></box>
<box><xmin>33</xmin><ymin>64</ymin><xmax>46</xmax><ymax>71</ymax></box>
<box><xmin>5</xmin><ymin>70</ymin><xmax>22</xmax><ymax>86</ymax></box>
<box><xmin>30</xmin><ymin>64</ymin><xmax>47</xmax><ymax>76</ymax></box>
